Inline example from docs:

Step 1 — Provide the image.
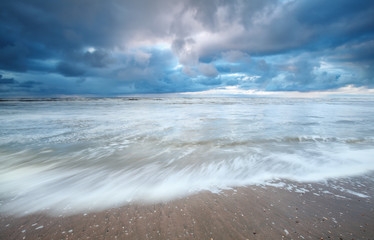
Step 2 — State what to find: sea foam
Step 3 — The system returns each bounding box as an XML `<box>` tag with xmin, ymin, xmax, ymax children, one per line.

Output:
<box><xmin>0</xmin><ymin>97</ymin><xmax>374</xmax><ymax>215</ymax></box>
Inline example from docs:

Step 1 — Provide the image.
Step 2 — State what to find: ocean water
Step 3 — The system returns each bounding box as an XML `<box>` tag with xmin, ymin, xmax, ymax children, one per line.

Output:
<box><xmin>1</xmin><ymin>97</ymin><xmax>374</xmax><ymax>215</ymax></box>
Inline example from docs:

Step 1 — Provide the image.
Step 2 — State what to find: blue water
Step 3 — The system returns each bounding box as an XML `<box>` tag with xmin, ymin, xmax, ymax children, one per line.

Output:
<box><xmin>1</xmin><ymin>97</ymin><xmax>374</xmax><ymax>215</ymax></box>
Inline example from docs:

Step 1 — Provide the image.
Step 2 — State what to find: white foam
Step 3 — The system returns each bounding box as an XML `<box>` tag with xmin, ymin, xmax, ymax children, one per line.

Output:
<box><xmin>1</xmin><ymin>98</ymin><xmax>374</xmax><ymax>215</ymax></box>
<box><xmin>341</xmin><ymin>189</ymin><xmax>369</xmax><ymax>198</ymax></box>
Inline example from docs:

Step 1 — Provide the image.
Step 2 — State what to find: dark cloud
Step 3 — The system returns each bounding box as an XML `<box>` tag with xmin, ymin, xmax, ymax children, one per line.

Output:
<box><xmin>18</xmin><ymin>80</ymin><xmax>42</xmax><ymax>89</ymax></box>
<box><xmin>56</xmin><ymin>62</ymin><xmax>85</xmax><ymax>77</ymax></box>
<box><xmin>0</xmin><ymin>0</ymin><xmax>373</xmax><ymax>96</ymax></box>
<box><xmin>0</xmin><ymin>73</ymin><xmax>43</xmax><ymax>96</ymax></box>
<box><xmin>190</xmin><ymin>0</ymin><xmax>373</xmax><ymax>60</ymax></box>
<box><xmin>295</xmin><ymin>0</ymin><xmax>374</xmax><ymax>26</ymax></box>
<box><xmin>0</xmin><ymin>43</ymin><xmax>29</xmax><ymax>72</ymax></box>
<box><xmin>82</xmin><ymin>50</ymin><xmax>112</xmax><ymax>68</ymax></box>
<box><xmin>0</xmin><ymin>75</ymin><xmax>17</xmax><ymax>84</ymax></box>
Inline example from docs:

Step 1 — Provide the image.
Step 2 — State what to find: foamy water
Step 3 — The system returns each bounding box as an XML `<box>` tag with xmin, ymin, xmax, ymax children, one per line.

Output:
<box><xmin>1</xmin><ymin>97</ymin><xmax>374</xmax><ymax>215</ymax></box>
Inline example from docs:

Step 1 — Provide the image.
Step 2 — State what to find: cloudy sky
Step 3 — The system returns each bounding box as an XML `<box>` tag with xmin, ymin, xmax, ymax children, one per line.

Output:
<box><xmin>1</xmin><ymin>0</ymin><xmax>373</xmax><ymax>97</ymax></box>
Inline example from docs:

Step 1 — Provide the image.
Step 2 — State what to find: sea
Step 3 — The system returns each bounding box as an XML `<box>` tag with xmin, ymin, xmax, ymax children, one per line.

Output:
<box><xmin>1</xmin><ymin>97</ymin><xmax>374</xmax><ymax>215</ymax></box>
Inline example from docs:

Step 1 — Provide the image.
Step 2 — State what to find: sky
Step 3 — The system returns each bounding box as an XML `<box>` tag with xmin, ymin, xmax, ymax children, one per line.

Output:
<box><xmin>0</xmin><ymin>0</ymin><xmax>374</xmax><ymax>97</ymax></box>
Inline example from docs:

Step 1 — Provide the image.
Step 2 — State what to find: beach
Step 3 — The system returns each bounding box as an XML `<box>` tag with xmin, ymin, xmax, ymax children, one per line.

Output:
<box><xmin>1</xmin><ymin>176</ymin><xmax>373</xmax><ymax>240</ymax></box>
<box><xmin>1</xmin><ymin>98</ymin><xmax>374</xmax><ymax>239</ymax></box>
<box><xmin>2</xmin><ymin>0</ymin><xmax>374</xmax><ymax>238</ymax></box>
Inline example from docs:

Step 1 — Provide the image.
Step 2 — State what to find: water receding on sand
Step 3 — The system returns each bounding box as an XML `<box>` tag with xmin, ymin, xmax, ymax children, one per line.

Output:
<box><xmin>1</xmin><ymin>97</ymin><xmax>374</xmax><ymax>215</ymax></box>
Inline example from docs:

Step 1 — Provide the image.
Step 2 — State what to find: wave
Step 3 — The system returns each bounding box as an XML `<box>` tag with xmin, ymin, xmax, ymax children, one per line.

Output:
<box><xmin>1</xmin><ymin>140</ymin><xmax>374</xmax><ymax>216</ymax></box>
<box><xmin>1</xmin><ymin>97</ymin><xmax>374</xmax><ymax>216</ymax></box>
<box><xmin>168</xmin><ymin>136</ymin><xmax>374</xmax><ymax>147</ymax></box>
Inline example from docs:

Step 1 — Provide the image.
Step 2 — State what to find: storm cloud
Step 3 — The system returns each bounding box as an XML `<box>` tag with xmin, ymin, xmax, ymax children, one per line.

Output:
<box><xmin>0</xmin><ymin>0</ymin><xmax>373</xmax><ymax>96</ymax></box>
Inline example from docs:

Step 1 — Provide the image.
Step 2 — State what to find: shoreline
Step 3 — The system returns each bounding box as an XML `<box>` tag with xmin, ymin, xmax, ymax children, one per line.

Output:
<box><xmin>1</xmin><ymin>178</ymin><xmax>373</xmax><ymax>240</ymax></box>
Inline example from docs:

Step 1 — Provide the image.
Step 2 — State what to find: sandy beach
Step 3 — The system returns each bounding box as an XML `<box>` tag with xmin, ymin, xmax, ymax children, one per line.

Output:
<box><xmin>1</xmin><ymin>176</ymin><xmax>373</xmax><ymax>240</ymax></box>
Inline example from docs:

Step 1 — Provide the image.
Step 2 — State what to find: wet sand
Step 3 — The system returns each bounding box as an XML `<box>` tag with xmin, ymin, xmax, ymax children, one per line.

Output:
<box><xmin>1</xmin><ymin>178</ymin><xmax>374</xmax><ymax>240</ymax></box>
